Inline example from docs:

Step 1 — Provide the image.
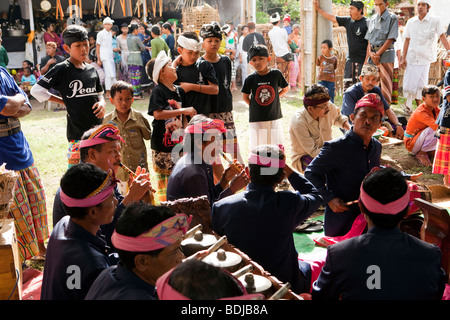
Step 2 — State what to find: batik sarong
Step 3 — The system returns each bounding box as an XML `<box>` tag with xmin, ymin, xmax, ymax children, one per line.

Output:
<box><xmin>67</xmin><ymin>140</ymin><xmax>80</xmax><ymax>169</ymax></box>
<box><xmin>433</xmin><ymin>127</ymin><xmax>450</xmax><ymax>175</ymax></box>
<box><xmin>128</xmin><ymin>65</ymin><xmax>143</xmax><ymax>97</ymax></box>
<box><xmin>152</xmin><ymin>150</ymin><xmax>175</xmax><ymax>203</ymax></box>
<box><xmin>379</xmin><ymin>62</ymin><xmax>394</xmax><ymax>105</ymax></box>
<box><xmin>9</xmin><ymin>163</ymin><xmax>49</xmax><ymax>261</ymax></box>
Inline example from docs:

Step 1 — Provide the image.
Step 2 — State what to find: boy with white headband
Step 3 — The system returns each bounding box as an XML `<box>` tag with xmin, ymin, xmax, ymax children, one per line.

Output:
<box><xmin>312</xmin><ymin>167</ymin><xmax>446</xmax><ymax>300</ymax></box>
<box><xmin>173</xmin><ymin>31</ymin><xmax>219</xmax><ymax>117</ymax></box>
<box><xmin>212</xmin><ymin>144</ymin><xmax>323</xmax><ymax>294</ymax></box>
<box><xmin>146</xmin><ymin>50</ymin><xmax>197</xmax><ymax>202</ymax></box>
<box><xmin>41</xmin><ymin>163</ymin><xmax>119</xmax><ymax>300</ymax></box>
<box><xmin>86</xmin><ymin>203</ymin><xmax>188</xmax><ymax>300</ymax></box>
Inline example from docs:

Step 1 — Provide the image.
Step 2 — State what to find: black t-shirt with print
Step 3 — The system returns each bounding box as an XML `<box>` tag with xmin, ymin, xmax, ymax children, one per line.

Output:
<box><xmin>148</xmin><ymin>83</ymin><xmax>189</xmax><ymax>153</ymax></box>
<box><xmin>241</xmin><ymin>68</ymin><xmax>288</xmax><ymax>123</ymax></box>
<box><xmin>200</xmin><ymin>55</ymin><xmax>233</xmax><ymax>114</ymax></box>
<box><xmin>175</xmin><ymin>58</ymin><xmax>218</xmax><ymax>115</ymax></box>
<box><xmin>242</xmin><ymin>32</ymin><xmax>266</xmax><ymax>53</ymax></box>
<box><xmin>336</xmin><ymin>16</ymin><xmax>368</xmax><ymax>63</ymax></box>
<box><xmin>36</xmin><ymin>59</ymin><xmax>104</xmax><ymax>141</ymax></box>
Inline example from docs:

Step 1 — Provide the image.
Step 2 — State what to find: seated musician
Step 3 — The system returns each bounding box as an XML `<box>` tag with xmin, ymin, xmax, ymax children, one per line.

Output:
<box><xmin>85</xmin><ymin>203</ymin><xmax>188</xmax><ymax>300</ymax></box>
<box><xmin>52</xmin><ymin>123</ymin><xmax>153</xmax><ymax>248</ymax></box>
<box><xmin>404</xmin><ymin>85</ymin><xmax>441</xmax><ymax>166</ymax></box>
<box><xmin>305</xmin><ymin>93</ymin><xmax>384</xmax><ymax>237</ymax></box>
<box><xmin>166</xmin><ymin>115</ymin><xmax>248</xmax><ymax>206</ymax></box>
<box><xmin>41</xmin><ymin>163</ymin><xmax>119</xmax><ymax>300</ymax></box>
<box><xmin>312</xmin><ymin>167</ymin><xmax>447</xmax><ymax>300</ymax></box>
<box><xmin>157</xmin><ymin>259</ymin><xmax>264</xmax><ymax>300</ymax></box>
<box><xmin>211</xmin><ymin>144</ymin><xmax>323</xmax><ymax>294</ymax></box>
<box><xmin>305</xmin><ymin>94</ymin><xmax>421</xmax><ymax>237</ymax></box>
<box><xmin>289</xmin><ymin>83</ymin><xmax>350</xmax><ymax>172</ymax></box>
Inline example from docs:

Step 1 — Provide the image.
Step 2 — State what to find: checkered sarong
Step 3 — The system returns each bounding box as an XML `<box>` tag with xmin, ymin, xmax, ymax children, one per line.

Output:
<box><xmin>433</xmin><ymin>128</ymin><xmax>450</xmax><ymax>175</ymax></box>
<box><xmin>9</xmin><ymin>163</ymin><xmax>49</xmax><ymax>261</ymax></box>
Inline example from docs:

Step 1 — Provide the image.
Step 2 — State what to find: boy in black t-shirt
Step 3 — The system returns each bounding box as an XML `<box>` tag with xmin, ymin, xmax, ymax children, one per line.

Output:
<box><xmin>146</xmin><ymin>51</ymin><xmax>197</xmax><ymax>203</ymax></box>
<box><xmin>242</xmin><ymin>45</ymin><xmax>289</xmax><ymax>151</ymax></box>
<box><xmin>173</xmin><ymin>31</ymin><xmax>219</xmax><ymax>116</ymax></box>
<box><xmin>31</xmin><ymin>25</ymin><xmax>106</xmax><ymax>168</ymax></box>
<box><xmin>199</xmin><ymin>23</ymin><xmax>244</xmax><ymax>179</ymax></box>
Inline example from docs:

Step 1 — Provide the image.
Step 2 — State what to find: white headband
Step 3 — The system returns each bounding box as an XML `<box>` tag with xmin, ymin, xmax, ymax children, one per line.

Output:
<box><xmin>152</xmin><ymin>51</ymin><xmax>171</xmax><ymax>85</ymax></box>
<box><xmin>177</xmin><ymin>35</ymin><xmax>203</xmax><ymax>52</ymax></box>
<box><xmin>418</xmin><ymin>0</ymin><xmax>431</xmax><ymax>5</ymax></box>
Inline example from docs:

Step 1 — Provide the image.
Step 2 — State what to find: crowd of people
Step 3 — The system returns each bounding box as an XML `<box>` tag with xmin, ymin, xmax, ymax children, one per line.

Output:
<box><xmin>0</xmin><ymin>0</ymin><xmax>450</xmax><ymax>301</ymax></box>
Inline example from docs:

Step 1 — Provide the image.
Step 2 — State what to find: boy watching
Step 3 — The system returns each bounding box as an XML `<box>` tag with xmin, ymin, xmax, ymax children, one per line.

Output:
<box><xmin>242</xmin><ymin>44</ymin><xmax>289</xmax><ymax>151</ymax></box>
<box><xmin>103</xmin><ymin>81</ymin><xmax>152</xmax><ymax>184</ymax></box>
<box><xmin>173</xmin><ymin>31</ymin><xmax>219</xmax><ymax>117</ymax></box>
<box><xmin>316</xmin><ymin>40</ymin><xmax>338</xmax><ymax>103</ymax></box>
<box><xmin>31</xmin><ymin>25</ymin><xmax>106</xmax><ymax>168</ymax></box>
<box><xmin>199</xmin><ymin>23</ymin><xmax>244</xmax><ymax>169</ymax></box>
<box><xmin>404</xmin><ymin>85</ymin><xmax>441</xmax><ymax>166</ymax></box>
<box><xmin>146</xmin><ymin>51</ymin><xmax>197</xmax><ymax>202</ymax></box>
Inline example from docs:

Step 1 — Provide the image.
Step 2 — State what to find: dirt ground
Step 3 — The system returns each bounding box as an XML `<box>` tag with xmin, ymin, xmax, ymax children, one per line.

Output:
<box><xmin>380</xmin><ymin>137</ymin><xmax>442</xmax><ymax>187</ymax></box>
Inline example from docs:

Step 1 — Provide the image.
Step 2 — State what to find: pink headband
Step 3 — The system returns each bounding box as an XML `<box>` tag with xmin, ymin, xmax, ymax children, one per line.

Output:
<box><xmin>156</xmin><ymin>267</ymin><xmax>265</xmax><ymax>300</ymax></box>
<box><xmin>111</xmin><ymin>214</ymin><xmax>192</xmax><ymax>252</ymax></box>
<box><xmin>248</xmin><ymin>145</ymin><xmax>286</xmax><ymax>168</ymax></box>
<box><xmin>79</xmin><ymin>124</ymin><xmax>125</xmax><ymax>149</ymax></box>
<box><xmin>185</xmin><ymin>119</ymin><xmax>227</xmax><ymax>134</ymax></box>
<box><xmin>60</xmin><ymin>170</ymin><xmax>117</xmax><ymax>207</ymax></box>
<box><xmin>359</xmin><ymin>185</ymin><xmax>410</xmax><ymax>215</ymax></box>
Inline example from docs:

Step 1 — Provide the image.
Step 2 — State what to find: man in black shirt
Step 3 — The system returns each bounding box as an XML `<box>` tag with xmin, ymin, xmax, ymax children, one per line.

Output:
<box><xmin>314</xmin><ymin>0</ymin><xmax>368</xmax><ymax>90</ymax></box>
<box><xmin>242</xmin><ymin>22</ymin><xmax>266</xmax><ymax>76</ymax></box>
<box><xmin>38</xmin><ymin>41</ymin><xmax>66</xmax><ymax>75</ymax></box>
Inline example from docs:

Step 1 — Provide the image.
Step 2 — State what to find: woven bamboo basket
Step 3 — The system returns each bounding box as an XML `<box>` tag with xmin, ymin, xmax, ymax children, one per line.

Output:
<box><xmin>182</xmin><ymin>5</ymin><xmax>221</xmax><ymax>31</ymax></box>
<box><xmin>0</xmin><ymin>168</ymin><xmax>18</xmax><ymax>222</ymax></box>
<box><xmin>332</xmin><ymin>27</ymin><xmax>348</xmax><ymax>97</ymax></box>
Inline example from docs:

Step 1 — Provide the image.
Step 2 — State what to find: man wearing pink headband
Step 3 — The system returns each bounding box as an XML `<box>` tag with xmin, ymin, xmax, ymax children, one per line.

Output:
<box><xmin>86</xmin><ymin>203</ymin><xmax>187</xmax><ymax>300</ymax></box>
<box><xmin>312</xmin><ymin>167</ymin><xmax>446</xmax><ymax>300</ymax></box>
<box><xmin>41</xmin><ymin>163</ymin><xmax>119</xmax><ymax>300</ymax></box>
<box><xmin>306</xmin><ymin>94</ymin><xmax>422</xmax><ymax>237</ymax></box>
<box><xmin>212</xmin><ymin>144</ymin><xmax>323</xmax><ymax>294</ymax></box>
<box><xmin>52</xmin><ymin>124</ymin><xmax>153</xmax><ymax>249</ymax></box>
<box><xmin>167</xmin><ymin>114</ymin><xmax>248</xmax><ymax>206</ymax></box>
<box><xmin>157</xmin><ymin>259</ymin><xmax>264</xmax><ymax>300</ymax></box>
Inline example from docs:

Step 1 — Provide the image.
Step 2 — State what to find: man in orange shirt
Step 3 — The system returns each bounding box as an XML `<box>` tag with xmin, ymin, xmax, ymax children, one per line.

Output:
<box><xmin>404</xmin><ymin>85</ymin><xmax>441</xmax><ymax>166</ymax></box>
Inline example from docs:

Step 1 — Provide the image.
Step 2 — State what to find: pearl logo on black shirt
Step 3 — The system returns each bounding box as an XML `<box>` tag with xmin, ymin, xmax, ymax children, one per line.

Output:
<box><xmin>67</xmin><ymin>80</ymin><xmax>98</xmax><ymax>99</ymax></box>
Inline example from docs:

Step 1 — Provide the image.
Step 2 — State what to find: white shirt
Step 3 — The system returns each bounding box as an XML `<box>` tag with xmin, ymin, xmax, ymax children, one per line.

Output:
<box><xmin>96</xmin><ymin>28</ymin><xmax>114</xmax><ymax>61</ymax></box>
<box><xmin>289</xmin><ymin>102</ymin><xmax>348</xmax><ymax>166</ymax></box>
<box><xmin>403</xmin><ymin>13</ymin><xmax>445</xmax><ymax>65</ymax></box>
<box><xmin>268</xmin><ymin>25</ymin><xmax>290</xmax><ymax>57</ymax></box>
